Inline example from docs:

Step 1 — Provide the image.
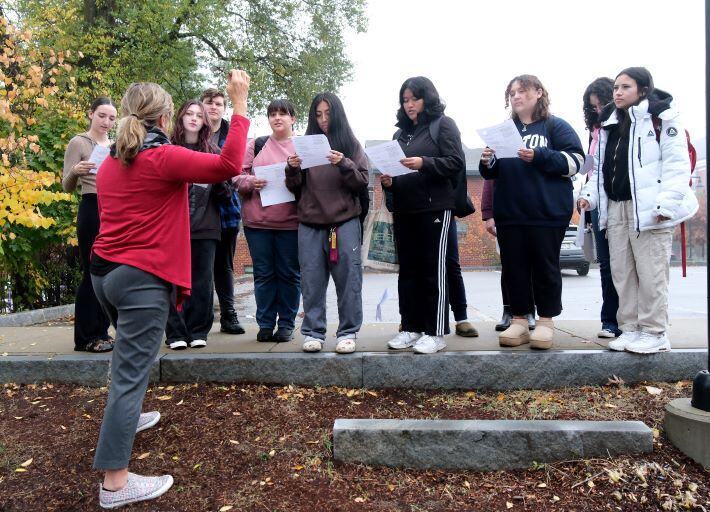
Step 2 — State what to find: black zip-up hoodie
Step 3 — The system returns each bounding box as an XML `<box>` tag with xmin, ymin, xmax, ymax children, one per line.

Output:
<box><xmin>387</xmin><ymin>113</ymin><xmax>465</xmax><ymax>214</ymax></box>
<box><xmin>600</xmin><ymin>89</ymin><xmax>673</xmax><ymax>202</ymax></box>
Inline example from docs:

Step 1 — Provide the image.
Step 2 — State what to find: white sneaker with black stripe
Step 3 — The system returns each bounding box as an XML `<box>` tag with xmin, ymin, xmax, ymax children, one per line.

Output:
<box><xmin>99</xmin><ymin>473</ymin><xmax>173</xmax><ymax>509</ymax></box>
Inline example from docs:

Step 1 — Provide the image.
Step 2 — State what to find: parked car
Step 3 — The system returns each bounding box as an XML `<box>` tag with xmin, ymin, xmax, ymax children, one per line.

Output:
<box><xmin>560</xmin><ymin>224</ymin><xmax>590</xmax><ymax>276</ymax></box>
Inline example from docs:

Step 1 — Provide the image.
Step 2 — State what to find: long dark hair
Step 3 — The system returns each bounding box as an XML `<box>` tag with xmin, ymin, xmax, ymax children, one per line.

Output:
<box><xmin>305</xmin><ymin>92</ymin><xmax>359</xmax><ymax>158</ymax></box>
<box><xmin>614</xmin><ymin>67</ymin><xmax>655</xmax><ymax>133</ymax></box>
<box><xmin>395</xmin><ymin>76</ymin><xmax>445</xmax><ymax>127</ymax></box>
<box><xmin>505</xmin><ymin>74</ymin><xmax>551</xmax><ymax>122</ymax></box>
<box><xmin>582</xmin><ymin>77</ymin><xmax>613</xmax><ymax>130</ymax></box>
<box><xmin>172</xmin><ymin>100</ymin><xmax>218</xmax><ymax>154</ymax></box>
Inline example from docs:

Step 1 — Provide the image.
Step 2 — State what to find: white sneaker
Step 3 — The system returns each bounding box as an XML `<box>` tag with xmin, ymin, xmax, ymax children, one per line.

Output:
<box><xmin>189</xmin><ymin>339</ymin><xmax>207</xmax><ymax>348</ymax></box>
<box><xmin>597</xmin><ymin>328</ymin><xmax>618</xmax><ymax>339</ymax></box>
<box><xmin>335</xmin><ymin>335</ymin><xmax>357</xmax><ymax>354</ymax></box>
<box><xmin>168</xmin><ymin>340</ymin><xmax>187</xmax><ymax>350</ymax></box>
<box><xmin>136</xmin><ymin>411</ymin><xmax>160</xmax><ymax>433</ymax></box>
<box><xmin>608</xmin><ymin>331</ymin><xmax>639</xmax><ymax>351</ymax></box>
<box><xmin>412</xmin><ymin>335</ymin><xmax>446</xmax><ymax>354</ymax></box>
<box><xmin>387</xmin><ymin>331</ymin><xmax>422</xmax><ymax>350</ymax></box>
<box><xmin>626</xmin><ymin>332</ymin><xmax>671</xmax><ymax>354</ymax></box>
<box><xmin>302</xmin><ymin>336</ymin><xmax>323</xmax><ymax>352</ymax></box>
<box><xmin>99</xmin><ymin>473</ymin><xmax>173</xmax><ymax>509</ymax></box>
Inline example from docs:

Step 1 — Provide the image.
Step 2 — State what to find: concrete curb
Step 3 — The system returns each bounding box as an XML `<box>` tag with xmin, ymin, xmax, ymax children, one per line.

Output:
<box><xmin>0</xmin><ymin>304</ymin><xmax>75</xmax><ymax>327</ymax></box>
<box><xmin>0</xmin><ymin>354</ymin><xmax>160</xmax><ymax>386</ymax></box>
<box><xmin>333</xmin><ymin>419</ymin><xmax>653</xmax><ymax>470</ymax></box>
<box><xmin>0</xmin><ymin>348</ymin><xmax>707</xmax><ymax>388</ymax></box>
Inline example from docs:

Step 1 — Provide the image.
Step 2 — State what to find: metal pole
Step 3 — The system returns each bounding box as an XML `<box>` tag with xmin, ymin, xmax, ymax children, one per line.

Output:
<box><xmin>690</xmin><ymin>0</ymin><xmax>710</xmax><ymax>411</ymax></box>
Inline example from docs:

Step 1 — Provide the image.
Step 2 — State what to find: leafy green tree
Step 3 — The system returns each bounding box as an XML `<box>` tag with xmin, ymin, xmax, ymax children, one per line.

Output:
<box><xmin>12</xmin><ymin>0</ymin><xmax>367</xmax><ymax>117</ymax></box>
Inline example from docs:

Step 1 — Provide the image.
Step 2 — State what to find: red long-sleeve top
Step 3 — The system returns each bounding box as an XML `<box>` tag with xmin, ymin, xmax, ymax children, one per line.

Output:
<box><xmin>92</xmin><ymin>114</ymin><xmax>250</xmax><ymax>306</ymax></box>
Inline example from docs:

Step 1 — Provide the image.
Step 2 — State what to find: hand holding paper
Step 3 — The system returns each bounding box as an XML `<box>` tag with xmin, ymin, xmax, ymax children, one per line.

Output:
<box><xmin>88</xmin><ymin>145</ymin><xmax>111</xmax><ymax>174</ymax></box>
<box><xmin>253</xmin><ymin>162</ymin><xmax>295</xmax><ymax>207</ymax></box>
<box><xmin>292</xmin><ymin>135</ymin><xmax>332</xmax><ymax>169</ymax></box>
<box><xmin>476</xmin><ymin>119</ymin><xmax>525</xmax><ymax>159</ymax></box>
<box><xmin>364</xmin><ymin>141</ymin><xmax>413</xmax><ymax>177</ymax></box>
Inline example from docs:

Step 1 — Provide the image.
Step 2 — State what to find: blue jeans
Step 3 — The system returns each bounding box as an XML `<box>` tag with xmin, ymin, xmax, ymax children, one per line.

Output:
<box><xmin>244</xmin><ymin>227</ymin><xmax>300</xmax><ymax>330</ymax></box>
<box><xmin>591</xmin><ymin>209</ymin><xmax>620</xmax><ymax>333</ymax></box>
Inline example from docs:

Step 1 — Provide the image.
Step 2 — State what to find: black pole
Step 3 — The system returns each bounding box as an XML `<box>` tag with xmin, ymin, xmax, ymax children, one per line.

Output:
<box><xmin>690</xmin><ymin>0</ymin><xmax>710</xmax><ymax>411</ymax></box>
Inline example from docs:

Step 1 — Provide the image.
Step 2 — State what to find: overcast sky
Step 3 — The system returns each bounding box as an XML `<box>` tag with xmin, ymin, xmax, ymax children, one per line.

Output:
<box><xmin>332</xmin><ymin>0</ymin><xmax>705</xmax><ymax>148</ymax></box>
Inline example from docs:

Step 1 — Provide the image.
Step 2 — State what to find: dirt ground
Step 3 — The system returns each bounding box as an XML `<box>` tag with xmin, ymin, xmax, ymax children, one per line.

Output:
<box><xmin>1</xmin><ymin>379</ymin><xmax>708</xmax><ymax>511</ymax></box>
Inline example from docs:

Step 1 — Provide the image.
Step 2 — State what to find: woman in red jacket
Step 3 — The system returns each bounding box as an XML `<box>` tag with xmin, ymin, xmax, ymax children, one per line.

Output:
<box><xmin>89</xmin><ymin>70</ymin><xmax>250</xmax><ymax>509</ymax></box>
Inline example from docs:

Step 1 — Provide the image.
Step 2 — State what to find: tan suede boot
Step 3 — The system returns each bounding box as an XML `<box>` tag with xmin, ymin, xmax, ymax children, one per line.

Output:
<box><xmin>530</xmin><ymin>319</ymin><xmax>554</xmax><ymax>349</ymax></box>
<box><xmin>499</xmin><ymin>318</ymin><xmax>530</xmax><ymax>347</ymax></box>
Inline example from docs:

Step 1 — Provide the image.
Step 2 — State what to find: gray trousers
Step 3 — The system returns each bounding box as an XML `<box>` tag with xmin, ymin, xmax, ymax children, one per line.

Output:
<box><xmin>91</xmin><ymin>265</ymin><xmax>171</xmax><ymax>470</ymax></box>
<box><xmin>298</xmin><ymin>217</ymin><xmax>363</xmax><ymax>340</ymax></box>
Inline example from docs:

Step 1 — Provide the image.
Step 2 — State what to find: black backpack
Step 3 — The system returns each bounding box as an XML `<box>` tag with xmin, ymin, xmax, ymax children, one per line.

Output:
<box><xmin>254</xmin><ymin>135</ymin><xmax>370</xmax><ymax>226</ymax></box>
<box><xmin>393</xmin><ymin>116</ymin><xmax>475</xmax><ymax>218</ymax></box>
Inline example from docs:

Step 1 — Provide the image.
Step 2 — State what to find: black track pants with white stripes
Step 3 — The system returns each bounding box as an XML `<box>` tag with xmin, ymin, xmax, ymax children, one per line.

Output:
<box><xmin>394</xmin><ymin>210</ymin><xmax>452</xmax><ymax>336</ymax></box>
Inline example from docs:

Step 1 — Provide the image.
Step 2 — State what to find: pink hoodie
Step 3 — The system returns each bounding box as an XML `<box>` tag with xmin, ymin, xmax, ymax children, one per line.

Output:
<box><xmin>236</xmin><ymin>136</ymin><xmax>299</xmax><ymax>230</ymax></box>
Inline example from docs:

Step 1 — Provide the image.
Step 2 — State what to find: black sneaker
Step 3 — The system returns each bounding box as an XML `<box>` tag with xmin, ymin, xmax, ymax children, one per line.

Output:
<box><xmin>220</xmin><ymin>313</ymin><xmax>245</xmax><ymax>335</ymax></box>
<box><xmin>273</xmin><ymin>327</ymin><xmax>294</xmax><ymax>343</ymax></box>
<box><xmin>257</xmin><ymin>328</ymin><xmax>274</xmax><ymax>342</ymax></box>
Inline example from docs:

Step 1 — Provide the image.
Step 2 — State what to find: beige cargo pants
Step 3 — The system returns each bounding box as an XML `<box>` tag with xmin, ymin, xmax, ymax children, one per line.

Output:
<box><xmin>606</xmin><ymin>200</ymin><xmax>672</xmax><ymax>335</ymax></box>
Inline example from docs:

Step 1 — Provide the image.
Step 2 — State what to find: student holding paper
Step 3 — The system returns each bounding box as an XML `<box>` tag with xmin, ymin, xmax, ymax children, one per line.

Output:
<box><xmin>285</xmin><ymin>92</ymin><xmax>368</xmax><ymax>354</ymax></box>
<box><xmin>578</xmin><ymin>67</ymin><xmax>697</xmax><ymax>354</ymax></box>
<box><xmin>164</xmin><ymin>100</ymin><xmax>232</xmax><ymax>350</ymax></box>
<box><xmin>381</xmin><ymin>76</ymin><xmax>466</xmax><ymax>354</ymax></box>
<box><xmin>236</xmin><ymin>99</ymin><xmax>300</xmax><ymax>343</ymax></box>
<box><xmin>479</xmin><ymin>74</ymin><xmax>584</xmax><ymax>349</ymax></box>
<box><xmin>62</xmin><ymin>97</ymin><xmax>117</xmax><ymax>353</ymax></box>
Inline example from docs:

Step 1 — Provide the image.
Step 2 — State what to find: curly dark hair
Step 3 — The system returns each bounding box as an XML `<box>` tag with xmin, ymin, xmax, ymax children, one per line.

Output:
<box><xmin>582</xmin><ymin>77</ymin><xmax>614</xmax><ymax>130</ymax></box>
<box><xmin>396</xmin><ymin>76</ymin><xmax>446</xmax><ymax>127</ymax></box>
<box><xmin>504</xmin><ymin>74</ymin><xmax>550</xmax><ymax>121</ymax></box>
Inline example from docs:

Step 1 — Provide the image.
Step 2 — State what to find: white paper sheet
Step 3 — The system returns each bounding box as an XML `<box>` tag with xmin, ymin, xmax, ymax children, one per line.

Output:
<box><xmin>253</xmin><ymin>162</ymin><xmax>295</xmax><ymax>207</ymax></box>
<box><xmin>88</xmin><ymin>145</ymin><xmax>111</xmax><ymax>174</ymax></box>
<box><xmin>579</xmin><ymin>155</ymin><xmax>594</xmax><ymax>175</ymax></box>
<box><xmin>292</xmin><ymin>135</ymin><xmax>332</xmax><ymax>169</ymax></box>
<box><xmin>476</xmin><ymin>119</ymin><xmax>525</xmax><ymax>159</ymax></box>
<box><xmin>575</xmin><ymin>209</ymin><xmax>586</xmax><ymax>247</ymax></box>
<box><xmin>364</xmin><ymin>141</ymin><xmax>413</xmax><ymax>177</ymax></box>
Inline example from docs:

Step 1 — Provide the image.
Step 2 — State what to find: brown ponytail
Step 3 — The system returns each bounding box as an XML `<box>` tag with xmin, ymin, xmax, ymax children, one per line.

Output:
<box><xmin>115</xmin><ymin>82</ymin><xmax>174</xmax><ymax>165</ymax></box>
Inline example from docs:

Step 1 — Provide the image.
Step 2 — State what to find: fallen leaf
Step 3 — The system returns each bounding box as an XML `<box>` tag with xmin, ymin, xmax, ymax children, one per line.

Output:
<box><xmin>193</xmin><ymin>463</ymin><xmax>202</xmax><ymax>470</ymax></box>
<box><xmin>688</xmin><ymin>482</ymin><xmax>698</xmax><ymax>492</ymax></box>
<box><xmin>463</xmin><ymin>480</ymin><xmax>470</xmax><ymax>488</ymax></box>
<box><xmin>229</xmin><ymin>440</ymin><xmax>240</xmax><ymax>445</ymax></box>
<box><xmin>506</xmin><ymin>502</ymin><xmax>514</xmax><ymax>509</ymax></box>
<box><xmin>20</xmin><ymin>458</ymin><xmax>33</xmax><ymax>467</ymax></box>
<box><xmin>465</xmin><ymin>391</ymin><xmax>476</xmax><ymax>398</ymax></box>
<box><xmin>587</xmin><ymin>480</ymin><xmax>595</xmax><ymax>488</ymax></box>
<box><xmin>388</xmin><ymin>484</ymin><xmax>395</xmax><ymax>491</ymax></box>
<box><xmin>607</xmin><ymin>469</ymin><xmax>622</xmax><ymax>483</ymax></box>
<box><xmin>292</xmin><ymin>465</ymin><xmax>304</xmax><ymax>471</ymax></box>
<box><xmin>652</xmin><ymin>428</ymin><xmax>660</xmax><ymax>439</ymax></box>
<box><xmin>351</xmin><ymin>401</ymin><xmax>362</xmax><ymax>405</ymax></box>
<box><xmin>346</xmin><ymin>389</ymin><xmax>356</xmax><ymax>397</ymax></box>
<box><xmin>14</xmin><ymin>468</ymin><xmax>27</xmax><ymax>473</ymax></box>
<box><xmin>60</xmin><ymin>425</ymin><xmax>66</xmax><ymax>430</ymax></box>
<box><xmin>354</xmin><ymin>497</ymin><xmax>365</xmax><ymax>503</ymax></box>
<box><xmin>497</xmin><ymin>393</ymin><xmax>506</xmax><ymax>401</ymax></box>
<box><xmin>645</xmin><ymin>386</ymin><xmax>663</xmax><ymax>396</ymax></box>
<box><xmin>157</xmin><ymin>395</ymin><xmax>172</xmax><ymax>401</ymax></box>
<box><xmin>136</xmin><ymin>452</ymin><xmax>150</xmax><ymax>460</ymax></box>
<box><xmin>606</xmin><ymin>375</ymin><xmax>625</xmax><ymax>387</ymax></box>
<box><xmin>269</xmin><ymin>450</ymin><xmax>276</xmax><ymax>457</ymax></box>
<box><xmin>552</xmin><ymin>496</ymin><xmax>560</xmax><ymax>502</ymax></box>
<box><xmin>612</xmin><ymin>491</ymin><xmax>622</xmax><ymax>501</ymax></box>
<box><xmin>604</xmin><ymin>403</ymin><xmax>618</xmax><ymax>409</ymax></box>
<box><xmin>537</xmin><ymin>482</ymin><xmax>547</xmax><ymax>488</ymax></box>
<box><xmin>14</xmin><ymin>417</ymin><xmax>23</xmax><ymax>420</ymax></box>
<box><xmin>176</xmin><ymin>400</ymin><xmax>184</xmax><ymax>406</ymax></box>
<box><xmin>219</xmin><ymin>506</ymin><xmax>233</xmax><ymax>512</ymax></box>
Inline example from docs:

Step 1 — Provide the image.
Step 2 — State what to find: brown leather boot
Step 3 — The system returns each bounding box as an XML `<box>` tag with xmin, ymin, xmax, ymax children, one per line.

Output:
<box><xmin>530</xmin><ymin>319</ymin><xmax>554</xmax><ymax>349</ymax></box>
<box><xmin>499</xmin><ymin>318</ymin><xmax>530</xmax><ymax>347</ymax></box>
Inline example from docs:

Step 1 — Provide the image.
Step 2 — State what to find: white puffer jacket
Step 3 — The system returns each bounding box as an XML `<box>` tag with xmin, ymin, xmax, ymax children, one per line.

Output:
<box><xmin>580</xmin><ymin>94</ymin><xmax>698</xmax><ymax>232</ymax></box>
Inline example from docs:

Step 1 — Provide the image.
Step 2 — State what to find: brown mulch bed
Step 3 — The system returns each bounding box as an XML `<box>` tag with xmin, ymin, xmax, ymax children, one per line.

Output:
<box><xmin>1</xmin><ymin>380</ymin><xmax>708</xmax><ymax>511</ymax></box>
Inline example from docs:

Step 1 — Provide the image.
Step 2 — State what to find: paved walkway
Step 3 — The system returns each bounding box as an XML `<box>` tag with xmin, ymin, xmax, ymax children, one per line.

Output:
<box><xmin>0</xmin><ymin>319</ymin><xmax>706</xmax><ymax>357</ymax></box>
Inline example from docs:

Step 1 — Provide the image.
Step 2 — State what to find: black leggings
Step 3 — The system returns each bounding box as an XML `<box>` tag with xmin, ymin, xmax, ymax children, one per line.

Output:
<box><xmin>75</xmin><ymin>194</ymin><xmax>110</xmax><ymax>348</ymax></box>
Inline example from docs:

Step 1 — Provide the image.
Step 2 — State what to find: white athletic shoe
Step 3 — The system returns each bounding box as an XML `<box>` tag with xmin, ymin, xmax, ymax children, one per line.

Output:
<box><xmin>626</xmin><ymin>332</ymin><xmax>671</xmax><ymax>354</ymax></box>
<box><xmin>607</xmin><ymin>331</ymin><xmax>639</xmax><ymax>351</ymax></box>
<box><xmin>168</xmin><ymin>340</ymin><xmax>187</xmax><ymax>350</ymax></box>
<box><xmin>387</xmin><ymin>331</ymin><xmax>422</xmax><ymax>350</ymax></box>
<box><xmin>412</xmin><ymin>335</ymin><xmax>446</xmax><ymax>354</ymax></box>
<box><xmin>597</xmin><ymin>328</ymin><xmax>618</xmax><ymax>339</ymax></box>
<box><xmin>99</xmin><ymin>473</ymin><xmax>173</xmax><ymax>509</ymax></box>
<box><xmin>335</xmin><ymin>336</ymin><xmax>357</xmax><ymax>354</ymax></box>
<box><xmin>136</xmin><ymin>411</ymin><xmax>160</xmax><ymax>433</ymax></box>
<box><xmin>302</xmin><ymin>336</ymin><xmax>323</xmax><ymax>352</ymax></box>
<box><xmin>189</xmin><ymin>339</ymin><xmax>207</xmax><ymax>348</ymax></box>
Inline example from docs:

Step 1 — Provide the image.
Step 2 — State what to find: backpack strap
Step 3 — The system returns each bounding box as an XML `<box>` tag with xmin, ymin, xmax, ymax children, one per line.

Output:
<box><xmin>253</xmin><ymin>135</ymin><xmax>269</xmax><ymax>159</ymax></box>
<box><xmin>428</xmin><ymin>116</ymin><xmax>442</xmax><ymax>145</ymax></box>
<box><xmin>545</xmin><ymin>115</ymin><xmax>556</xmax><ymax>150</ymax></box>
